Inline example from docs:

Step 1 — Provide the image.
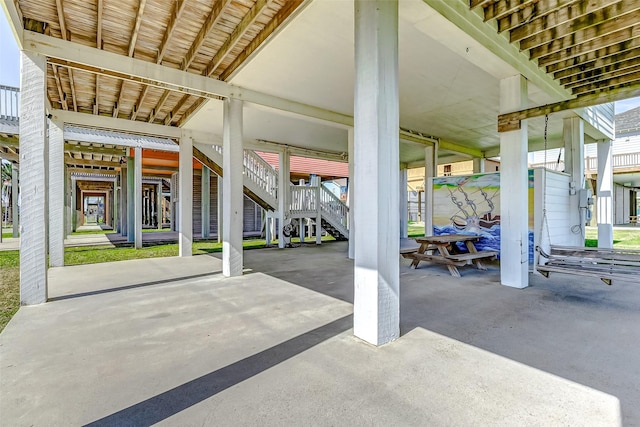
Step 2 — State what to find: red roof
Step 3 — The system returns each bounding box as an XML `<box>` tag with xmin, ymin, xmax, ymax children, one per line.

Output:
<box><xmin>256</xmin><ymin>152</ymin><xmax>348</xmax><ymax>178</ymax></box>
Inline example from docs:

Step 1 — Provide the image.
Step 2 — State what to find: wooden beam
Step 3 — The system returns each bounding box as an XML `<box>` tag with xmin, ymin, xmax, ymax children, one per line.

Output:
<box><xmin>484</xmin><ymin>0</ymin><xmax>530</xmax><ymax>22</ymax></box>
<box><xmin>182</xmin><ymin>0</ymin><xmax>231</xmax><ymax>70</ymax></box>
<box><xmin>571</xmin><ymin>70</ymin><xmax>640</xmax><ymax>96</ymax></box>
<box><xmin>0</xmin><ymin>135</ymin><xmax>19</xmax><ymax>148</ymax></box>
<box><xmin>547</xmin><ymin>37</ymin><xmax>640</xmax><ymax>74</ymax></box>
<box><xmin>193</xmin><ymin>147</ymin><xmax>222</xmax><ymax>176</ymax></box>
<box><xmin>52</xmin><ymin>64</ymin><xmax>68</xmax><ymax>110</ymax></box>
<box><xmin>164</xmin><ymin>94</ymin><xmax>190</xmax><ymax>125</ymax></box>
<box><xmin>518</xmin><ymin>0</ymin><xmax>633</xmax><ymax>51</ymax></box>
<box><xmin>561</xmin><ymin>58</ymin><xmax>640</xmax><ymax>88</ymax></box>
<box><xmin>470</xmin><ymin>0</ymin><xmax>494</xmax><ymax>9</ymax></box>
<box><xmin>532</xmin><ymin>18</ymin><xmax>640</xmax><ymax>64</ymax></box>
<box><xmin>65</xmin><ymin>158</ymin><xmax>121</xmax><ymax>168</ymax></box>
<box><xmin>498</xmin><ymin>0</ymin><xmax>575</xmax><ymax>35</ymax></box>
<box><xmin>131</xmin><ymin>85</ymin><xmax>150</xmax><ymax>120</ymax></box>
<box><xmin>94</xmin><ymin>75</ymin><xmax>100</xmax><ymax>115</ymax></box>
<box><xmin>65</xmin><ymin>144</ymin><xmax>127</xmax><ymax>156</ymax></box>
<box><xmin>497</xmin><ymin>85</ymin><xmax>640</xmax><ymax>132</ymax></box>
<box><xmin>148</xmin><ymin>90</ymin><xmax>171</xmax><ymax>123</ymax></box>
<box><xmin>205</xmin><ymin>0</ymin><xmax>270</xmax><ymax>77</ymax></box>
<box><xmin>97</xmin><ymin>0</ymin><xmax>103</xmax><ymax>47</ymax></box>
<box><xmin>0</xmin><ymin>148</ymin><xmax>19</xmax><ymax>162</ymax></box>
<box><xmin>556</xmin><ymin>47</ymin><xmax>640</xmax><ymax>81</ymax></box>
<box><xmin>220</xmin><ymin>0</ymin><xmax>304</xmax><ymax>80</ymax></box>
<box><xmin>175</xmin><ymin>97</ymin><xmax>207</xmax><ymax>127</ymax></box>
<box><xmin>128</xmin><ymin>0</ymin><xmax>147</xmax><ymax>57</ymax></box>
<box><xmin>157</xmin><ymin>0</ymin><xmax>187</xmax><ymax>64</ymax></box>
<box><xmin>55</xmin><ymin>0</ymin><xmax>68</xmax><ymax>40</ymax></box>
<box><xmin>67</xmin><ymin>68</ymin><xmax>78</xmax><ymax>111</ymax></box>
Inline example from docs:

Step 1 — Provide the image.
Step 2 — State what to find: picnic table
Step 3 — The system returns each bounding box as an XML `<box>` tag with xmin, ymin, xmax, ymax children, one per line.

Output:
<box><xmin>401</xmin><ymin>234</ymin><xmax>498</xmax><ymax>277</ymax></box>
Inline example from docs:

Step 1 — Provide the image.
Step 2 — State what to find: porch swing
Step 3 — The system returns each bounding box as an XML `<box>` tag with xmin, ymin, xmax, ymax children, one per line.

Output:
<box><xmin>534</xmin><ymin>115</ymin><xmax>640</xmax><ymax>286</ymax></box>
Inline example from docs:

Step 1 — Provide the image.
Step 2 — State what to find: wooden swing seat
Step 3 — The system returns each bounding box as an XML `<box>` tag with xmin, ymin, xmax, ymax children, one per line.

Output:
<box><xmin>537</xmin><ymin>245</ymin><xmax>640</xmax><ymax>286</ymax></box>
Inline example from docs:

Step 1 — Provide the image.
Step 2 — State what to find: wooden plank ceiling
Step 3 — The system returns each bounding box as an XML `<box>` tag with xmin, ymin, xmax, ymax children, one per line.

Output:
<box><xmin>16</xmin><ymin>0</ymin><xmax>303</xmax><ymax>129</ymax></box>
<box><xmin>471</xmin><ymin>0</ymin><xmax>640</xmax><ymax>101</ymax></box>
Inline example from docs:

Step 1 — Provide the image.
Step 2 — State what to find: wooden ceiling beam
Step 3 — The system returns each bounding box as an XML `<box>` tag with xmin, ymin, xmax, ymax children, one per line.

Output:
<box><xmin>499</xmin><ymin>0</ymin><xmax>576</xmax><ymax>35</ymax></box>
<box><xmin>131</xmin><ymin>85</ymin><xmax>149</xmax><ymax>120</ymax></box>
<box><xmin>148</xmin><ymin>91</ymin><xmax>171</xmax><ymax>123</ymax></box>
<box><xmin>220</xmin><ymin>0</ymin><xmax>304</xmax><ymax>81</ymax></box>
<box><xmin>53</xmin><ymin>0</ymin><xmax>78</xmax><ymax>112</ymax></box>
<box><xmin>547</xmin><ymin>36</ymin><xmax>640</xmax><ymax>74</ymax></box>
<box><xmin>483</xmin><ymin>0</ymin><xmax>532</xmax><ymax>22</ymax></box>
<box><xmin>571</xmin><ymin>71</ymin><xmax>640</xmax><ymax>96</ymax></box>
<box><xmin>182</xmin><ymin>0</ymin><xmax>231</xmax><ymax>71</ymax></box>
<box><xmin>68</xmin><ymin>168</ymin><xmax>119</xmax><ymax>175</ymax></box>
<box><xmin>205</xmin><ymin>0</ymin><xmax>271</xmax><ymax>77</ymax></box>
<box><xmin>65</xmin><ymin>158</ymin><xmax>121</xmax><ymax>168</ymax></box>
<box><xmin>65</xmin><ymin>144</ymin><xmax>126</xmax><ymax>156</ymax></box>
<box><xmin>498</xmin><ymin>85</ymin><xmax>640</xmax><ymax>132</ymax></box>
<box><xmin>0</xmin><ymin>148</ymin><xmax>19</xmax><ymax>163</ymax></box>
<box><xmin>470</xmin><ymin>0</ymin><xmax>494</xmax><ymax>9</ymax></box>
<box><xmin>97</xmin><ymin>0</ymin><xmax>103</xmax><ymax>47</ymax></box>
<box><xmin>561</xmin><ymin>56</ymin><xmax>640</xmax><ymax>88</ymax></box>
<box><xmin>94</xmin><ymin>76</ymin><xmax>100</xmax><ymax>115</ymax></box>
<box><xmin>164</xmin><ymin>94</ymin><xmax>190</xmax><ymax>126</ymax></box>
<box><xmin>555</xmin><ymin>46</ymin><xmax>640</xmax><ymax>81</ymax></box>
<box><xmin>521</xmin><ymin>1</ymin><xmax>639</xmax><ymax>51</ymax></box>
<box><xmin>531</xmin><ymin>14</ymin><xmax>639</xmax><ymax>63</ymax></box>
<box><xmin>51</xmin><ymin>64</ymin><xmax>68</xmax><ymax>110</ymax></box>
<box><xmin>176</xmin><ymin>97</ymin><xmax>207</xmax><ymax>127</ymax></box>
<box><xmin>0</xmin><ymin>136</ymin><xmax>19</xmax><ymax>148</ymax></box>
<box><xmin>157</xmin><ymin>0</ymin><xmax>187</xmax><ymax>64</ymax></box>
<box><xmin>128</xmin><ymin>0</ymin><xmax>147</xmax><ymax>57</ymax></box>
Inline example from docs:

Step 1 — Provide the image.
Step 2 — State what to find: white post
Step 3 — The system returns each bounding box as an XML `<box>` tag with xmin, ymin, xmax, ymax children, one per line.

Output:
<box><xmin>473</xmin><ymin>157</ymin><xmax>485</xmax><ymax>174</ymax></box>
<box><xmin>400</xmin><ymin>166</ymin><xmax>408</xmax><ymax>239</ymax></box>
<box><xmin>499</xmin><ymin>75</ymin><xmax>528</xmax><ymax>289</ymax></box>
<box><xmin>277</xmin><ymin>149</ymin><xmax>290</xmax><ymax>249</ymax></box>
<box><xmin>353</xmin><ymin>0</ymin><xmax>399</xmax><ymax>346</ymax></box>
<box><xmin>12</xmin><ymin>165</ymin><xmax>19</xmax><ymax>237</ymax></box>
<box><xmin>120</xmin><ymin>167</ymin><xmax>127</xmax><ymax>236</ymax></box>
<box><xmin>222</xmin><ymin>98</ymin><xmax>243</xmax><ymax>276</ymax></box>
<box><xmin>348</xmin><ymin>128</ymin><xmax>355</xmax><ymax>259</ymax></box>
<box><xmin>424</xmin><ymin>144</ymin><xmax>437</xmax><ymax>236</ymax></box>
<box><xmin>134</xmin><ymin>146</ymin><xmax>143</xmax><ymax>249</ymax></box>
<box><xmin>201</xmin><ymin>166</ymin><xmax>211</xmax><ymax>238</ymax></box>
<box><xmin>19</xmin><ymin>51</ymin><xmax>48</xmax><ymax>305</ymax></box>
<box><xmin>48</xmin><ymin>119</ymin><xmax>65</xmax><ymax>267</ymax></box>
<box><xmin>597</xmin><ymin>140</ymin><xmax>614</xmax><ymax>248</ymax></box>
<box><xmin>157</xmin><ymin>183</ymin><xmax>162</xmax><ymax>229</ymax></box>
<box><xmin>217</xmin><ymin>175</ymin><xmax>223</xmax><ymax>243</ymax></box>
<box><xmin>127</xmin><ymin>156</ymin><xmax>135</xmax><ymax>242</ymax></box>
<box><xmin>179</xmin><ymin>136</ymin><xmax>193</xmax><ymax>256</ymax></box>
<box><xmin>563</xmin><ymin>116</ymin><xmax>585</xmax><ymax>245</ymax></box>
<box><xmin>65</xmin><ymin>168</ymin><xmax>72</xmax><ymax>236</ymax></box>
<box><xmin>315</xmin><ymin>177</ymin><xmax>322</xmax><ymax>245</ymax></box>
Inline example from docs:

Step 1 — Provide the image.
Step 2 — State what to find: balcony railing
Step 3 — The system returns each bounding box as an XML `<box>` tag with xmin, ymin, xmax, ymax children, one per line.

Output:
<box><xmin>0</xmin><ymin>85</ymin><xmax>20</xmax><ymax>121</ymax></box>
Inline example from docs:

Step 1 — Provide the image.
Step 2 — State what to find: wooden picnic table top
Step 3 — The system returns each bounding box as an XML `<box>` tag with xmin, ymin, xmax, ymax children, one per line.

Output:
<box><xmin>414</xmin><ymin>234</ymin><xmax>481</xmax><ymax>244</ymax></box>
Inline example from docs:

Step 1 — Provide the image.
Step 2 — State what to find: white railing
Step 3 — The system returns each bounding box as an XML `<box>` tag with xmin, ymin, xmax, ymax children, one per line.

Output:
<box><xmin>243</xmin><ymin>150</ymin><xmax>278</xmax><ymax>201</ymax></box>
<box><xmin>320</xmin><ymin>184</ymin><xmax>348</xmax><ymax>232</ymax></box>
<box><xmin>0</xmin><ymin>85</ymin><xmax>20</xmax><ymax>121</ymax></box>
<box><xmin>585</xmin><ymin>153</ymin><xmax>640</xmax><ymax>171</ymax></box>
<box><xmin>290</xmin><ymin>185</ymin><xmax>317</xmax><ymax>216</ymax></box>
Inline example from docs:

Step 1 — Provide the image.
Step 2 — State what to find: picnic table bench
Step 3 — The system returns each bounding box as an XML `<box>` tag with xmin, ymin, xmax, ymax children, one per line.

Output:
<box><xmin>537</xmin><ymin>245</ymin><xmax>640</xmax><ymax>285</ymax></box>
<box><xmin>401</xmin><ymin>234</ymin><xmax>498</xmax><ymax>277</ymax></box>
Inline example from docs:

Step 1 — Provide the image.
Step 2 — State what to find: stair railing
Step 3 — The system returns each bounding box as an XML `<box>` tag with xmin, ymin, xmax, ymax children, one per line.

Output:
<box><xmin>243</xmin><ymin>150</ymin><xmax>278</xmax><ymax>201</ymax></box>
<box><xmin>290</xmin><ymin>185</ymin><xmax>317</xmax><ymax>216</ymax></box>
<box><xmin>319</xmin><ymin>185</ymin><xmax>348</xmax><ymax>232</ymax></box>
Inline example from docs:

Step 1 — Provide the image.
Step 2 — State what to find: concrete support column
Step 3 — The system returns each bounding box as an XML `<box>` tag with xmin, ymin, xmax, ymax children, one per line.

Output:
<box><xmin>353</xmin><ymin>0</ymin><xmax>399</xmax><ymax>346</ymax></box>
<box><xmin>222</xmin><ymin>98</ymin><xmax>243</xmax><ymax>276</ymax></box>
<box><xmin>348</xmin><ymin>128</ymin><xmax>355</xmax><ymax>259</ymax></box>
<box><xmin>19</xmin><ymin>51</ymin><xmax>48</xmax><ymax>305</ymax></box>
<box><xmin>48</xmin><ymin>119</ymin><xmax>65</xmax><ymax>267</ymax></box>
<box><xmin>65</xmin><ymin>168</ymin><xmax>71</xmax><ymax>236</ymax></box>
<box><xmin>127</xmin><ymin>156</ymin><xmax>135</xmax><ymax>242</ymax></box>
<box><xmin>120</xmin><ymin>167</ymin><xmax>127</xmax><ymax>236</ymax></box>
<box><xmin>12</xmin><ymin>164</ymin><xmax>19</xmax><ymax>237</ymax></box>
<box><xmin>113</xmin><ymin>185</ymin><xmax>118</xmax><ymax>233</ymax></box>
<box><xmin>597</xmin><ymin>140</ymin><xmax>614</xmax><ymax>248</ymax></box>
<box><xmin>179</xmin><ymin>136</ymin><xmax>193</xmax><ymax>257</ymax></box>
<box><xmin>424</xmin><ymin>144</ymin><xmax>437</xmax><ymax>236</ymax></box>
<box><xmin>563</xmin><ymin>116</ymin><xmax>585</xmax><ymax>244</ymax></box>
<box><xmin>217</xmin><ymin>175</ymin><xmax>223</xmax><ymax>243</ymax></box>
<box><xmin>201</xmin><ymin>166</ymin><xmax>211</xmax><ymax>238</ymax></box>
<box><xmin>473</xmin><ymin>157</ymin><xmax>485</xmax><ymax>174</ymax></box>
<box><xmin>315</xmin><ymin>176</ymin><xmax>322</xmax><ymax>245</ymax></box>
<box><xmin>157</xmin><ymin>183</ymin><xmax>163</xmax><ymax>229</ymax></box>
<box><xmin>134</xmin><ymin>146</ymin><xmax>143</xmax><ymax>249</ymax></box>
<box><xmin>277</xmin><ymin>149</ymin><xmax>290</xmax><ymax>249</ymax></box>
<box><xmin>400</xmin><ymin>166</ymin><xmax>408</xmax><ymax>239</ymax></box>
<box><xmin>71</xmin><ymin>176</ymin><xmax>77</xmax><ymax>232</ymax></box>
<box><xmin>499</xmin><ymin>75</ymin><xmax>528</xmax><ymax>289</ymax></box>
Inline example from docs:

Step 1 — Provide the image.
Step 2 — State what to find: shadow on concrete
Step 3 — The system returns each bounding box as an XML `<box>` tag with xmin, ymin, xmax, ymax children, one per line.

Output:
<box><xmin>48</xmin><ymin>271</ymin><xmax>222</xmax><ymax>302</ymax></box>
<box><xmin>83</xmin><ymin>314</ymin><xmax>352</xmax><ymax>427</ymax></box>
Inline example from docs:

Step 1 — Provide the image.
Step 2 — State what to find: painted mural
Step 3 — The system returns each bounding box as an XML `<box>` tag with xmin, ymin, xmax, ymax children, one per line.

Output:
<box><xmin>432</xmin><ymin>171</ymin><xmax>535</xmax><ymax>264</ymax></box>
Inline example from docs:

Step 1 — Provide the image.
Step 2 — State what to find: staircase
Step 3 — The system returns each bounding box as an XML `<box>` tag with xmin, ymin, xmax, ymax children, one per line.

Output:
<box><xmin>194</xmin><ymin>142</ymin><xmax>349</xmax><ymax>240</ymax></box>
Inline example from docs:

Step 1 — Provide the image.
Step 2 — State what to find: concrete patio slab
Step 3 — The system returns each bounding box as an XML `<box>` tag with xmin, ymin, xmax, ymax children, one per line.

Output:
<box><xmin>1</xmin><ymin>242</ymin><xmax>636</xmax><ymax>426</ymax></box>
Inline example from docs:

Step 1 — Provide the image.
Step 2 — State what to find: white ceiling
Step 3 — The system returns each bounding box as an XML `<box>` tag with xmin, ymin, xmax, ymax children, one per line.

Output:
<box><xmin>183</xmin><ymin>0</ymin><xmax>585</xmax><ymax>164</ymax></box>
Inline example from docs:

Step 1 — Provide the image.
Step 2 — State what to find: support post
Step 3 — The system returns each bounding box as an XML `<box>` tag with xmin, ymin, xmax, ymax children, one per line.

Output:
<box><xmin>277</xmin><ymin>149</ymin><xmax>290</xmax><ymax>249</ymax></box>
<box><xmin>134</xmin><ymin>146</ymin><xmax>143</xmax><ymax>249</ymax></box>
<box><xmin>473</xmin><ymin>157</ymin><xmax>485</xmax><ymax>174</ymax></box>
<box><xmin>499</xmin><ymin>75</ymin><xmax>528</xmax><ymax>289</ymax></box>
<box><xmin>157</xmin><ymin>183</ymin><xmax>163</xmax><ymax>229</ymax></box>
<box><xmin>315</xmin><ymin>176</ymin><xmax>322</xmax><ymax>245</ymax></box>
<box><xmin>19</xmin><ymin>51</ymin><xmax>48</xmax><ymax>305</ymax></box>
<box><xmin>563</xmin><ymin>116</ymin><xmax>585</xmax><ymax>245</ymax></box>
<box><xmin>348</xmin><ymin>127</ymin><xmax>355</xmax><ymax>259</ymax></box>
<box><xmin>222</xmin><ymin>98</ymin><xmax>244</xmax><ymax>276</ymax></box>
<box><xmin>127</xmin><ymin>156</ymin><xmax>135</xmax><ymax>242</ymax></box>
<box><xmin>71</xmin><ymin>176</ymin><xmax>77</xmax><ymax>232</ymax></box>
<box><xmin>201</xmin><ymin>166</ymin><xmax>211</xmax><ymax>238</ymax></box>
<box><xmin>597</xmin><ymin>140</ymin><xmax>614</xmax><ymax>248</ymax></box>
<box><xmin>400</xmin><ymin>166</ymin><xmax>408</xmax><ymax>239</ymax></box>
<box><xmin>179</xmin><ymin>136</ymin><xmax>193</xmax><ymax>256</ymax></box>
<box><xmin>120</xmin><ymin>166</ymin><xmax>127</xmax><ymax>236</ymax></box>
<box><xmin>12</xmin><ymin>165</ymin><xmax>19</xmax><ymax>237</ymax></box>
<box><xmin>424</xmin><ymin>144</ymin><xmax>437</xmax><ymax>236</ymax></box>
<box><xmin>353</xmin><ymin>0</ymin><xmax>400</xmax><ymax>346</ymax></box>
<box><xmin>217</xmin><ymin>175</ymin><xmax>223</xmax><ymax>243</ymax></box>
<box><xmin>48</xmin><ymin>119</ymin><xmax>65</xmax><ymax>267</ymax></box>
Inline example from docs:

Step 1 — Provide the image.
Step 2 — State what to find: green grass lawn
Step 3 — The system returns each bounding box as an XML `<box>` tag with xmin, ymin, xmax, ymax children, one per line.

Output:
<box><xmin>408</xmin><ymin>222</ymin><xmax>425</xmax><ymax>238</ymax></box>
<box><xmin>585</xmin><ymin>227</ymin><xmax>640</xmax><ymax>249</ymax></box>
